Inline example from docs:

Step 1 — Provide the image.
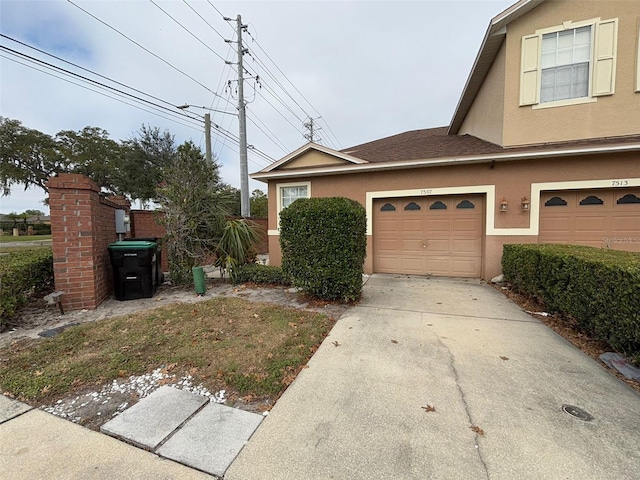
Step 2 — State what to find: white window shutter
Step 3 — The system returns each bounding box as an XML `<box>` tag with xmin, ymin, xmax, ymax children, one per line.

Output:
<box><xmin>520</xmin><ymin>34</ymin><xmax>540</xmax><ymax>106</ymax></box>
<box><xmin>593</xmin><ymin>18</ymin><xmax>618</xmax><ymax>96</ymax></box>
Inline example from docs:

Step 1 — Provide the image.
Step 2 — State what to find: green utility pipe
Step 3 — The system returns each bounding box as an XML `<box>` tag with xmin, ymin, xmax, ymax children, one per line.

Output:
<box><xmin>192</xmin><ymin>266</ymin><xmax>206</xmax><ymax>295</ymax></box>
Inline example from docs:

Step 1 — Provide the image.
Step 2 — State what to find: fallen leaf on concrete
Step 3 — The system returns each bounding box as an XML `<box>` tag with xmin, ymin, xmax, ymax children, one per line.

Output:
<box><xmin>332</xmin><ymin>341</ymin><xmax>340</xmax><ymax>347</ymax></box>
<box><xmin>422</xmin><ymin>405</ymin><xmax>436</xmax><ymax>412</ymax></box>
<box><xmin>391</xmin><ymin>339</ymin><xmax>398</xmax><ymax>344</ymax></box>
<box><xmin>500</xmin><ymin>356</ymin><xmax>509</xmax><ymax>361</ymax></box>
<box><xmin>470</xmin><ymin>425</ymin><xmax>485</xmax><ymax>436</ymax></box>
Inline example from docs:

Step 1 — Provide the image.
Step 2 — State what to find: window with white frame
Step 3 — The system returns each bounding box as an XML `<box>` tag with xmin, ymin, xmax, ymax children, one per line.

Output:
<box><xmin>520</xmin><ymin>18</ymin><xmax>618</xmax><ymax>108</ymax></box>
<box><xmin>276</xmin><ymin>182</ymin><xmax>311</xmax><ymax>228</ymax></box>
<box><xmin>540</xmin><ymin>26</ymin><xmax>591</xmax><ymax>103</ymax></box>
<box><xmin>280</xmin><ymin>184</ymin><xmax>308</xmax><ymax>209</ymax></box>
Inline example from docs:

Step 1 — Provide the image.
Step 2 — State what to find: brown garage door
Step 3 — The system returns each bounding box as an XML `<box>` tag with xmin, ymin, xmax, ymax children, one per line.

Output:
<box><xmin>539</xmin><ymin>189</ymin><xmax>640</xmax><ymax>252</ymax></box>
<box><xmin>373</xmin><ymin>195</ymin><xmax>484</xmax><ymax>277</ymax></box>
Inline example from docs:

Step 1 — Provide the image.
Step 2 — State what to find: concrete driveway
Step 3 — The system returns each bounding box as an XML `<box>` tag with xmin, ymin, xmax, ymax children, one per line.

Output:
<box><xmin>226</xmin><ymin>274</ymin><xmax>640</xmax><ymax>480</ymax></box>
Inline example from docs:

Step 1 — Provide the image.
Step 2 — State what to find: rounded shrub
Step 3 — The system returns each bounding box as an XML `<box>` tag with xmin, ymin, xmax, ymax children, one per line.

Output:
<box><xmin>279</xmin><ymin>197</ymin><xmax>366</xmax><ymax>302</ymax></box>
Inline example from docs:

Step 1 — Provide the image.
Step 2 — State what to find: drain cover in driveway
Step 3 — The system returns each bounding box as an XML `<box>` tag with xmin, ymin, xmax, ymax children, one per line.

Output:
<box><xmin>562</xmin><ymin>404</ymin><xmax>594</xmax><ymax>421</ymax></box>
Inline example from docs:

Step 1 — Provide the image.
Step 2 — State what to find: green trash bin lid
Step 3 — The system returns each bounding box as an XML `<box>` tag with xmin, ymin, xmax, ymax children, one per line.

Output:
<box><xmin>108</xmin><ymin>240</ymin><xmax>157</xmax><ymax>249</ymax></box>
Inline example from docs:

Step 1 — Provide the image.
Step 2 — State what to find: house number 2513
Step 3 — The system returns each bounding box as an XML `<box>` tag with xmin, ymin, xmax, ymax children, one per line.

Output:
<box><xmin>611</xmin><ymin>180</ymin><xmax>629</xmax><ymax>187</ymax></box>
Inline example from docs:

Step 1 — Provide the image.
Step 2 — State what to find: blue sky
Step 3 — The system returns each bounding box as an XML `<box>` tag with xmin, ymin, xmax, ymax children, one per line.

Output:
<box><xmin>0</xmin><ymin>0</ymin><xmax>515</xmax><ymax>214</ymax></box>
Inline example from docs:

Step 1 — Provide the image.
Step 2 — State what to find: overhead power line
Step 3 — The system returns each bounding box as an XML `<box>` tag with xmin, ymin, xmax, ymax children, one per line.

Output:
<box><xmin>149</xmin><ymin>0</ymin><xmax>227</xmax><ymax>63</ymax></box>
<box><xmin>66</xmin><ymin>0</ymin><xmax>234</xmax><ymax>106</ymax></box>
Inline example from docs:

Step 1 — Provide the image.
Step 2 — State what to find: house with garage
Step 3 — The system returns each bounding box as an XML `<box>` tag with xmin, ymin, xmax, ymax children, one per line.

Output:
<box><xmin>252</xmin><ymin>0</ymin><xmax>640</xmax><ymax>281</ymax></box>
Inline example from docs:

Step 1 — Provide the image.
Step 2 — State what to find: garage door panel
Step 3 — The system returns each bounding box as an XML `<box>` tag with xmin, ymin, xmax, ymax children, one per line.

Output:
<box><xmin>375</xmin><ymin>256</ymin><xmax>400</xmax><ymax>272</ymax></box>
<box><xmin>425</xmin><ymin>218</ymin><xmax>450</xmax><ymax>233</ymax></box>
<box><xmin>377</xmin><ymin>239</ymin><xmax>399</xmax><ymax>252</ymax></box>
<box><xmin>453</xmin><ymin>217</ymin><xmax>482</xmax><ymax>234</ymax></box>
<box><xmin>377</xmin><ymin>219</ymin><xmax>399</xmax><ymax>232</ymax></box>
<box><xmin>400</xmin><ymin>257</ymin><xmax>426</xmax><ymax>274</ymax></box>
<box><xmin>401</xmin><ymin>239</ymin><xmax>424</xmax><ymax>252</ymax></box>
<box><xmin>540</xmin><ymin>216</ymin><xmax>572</xmax><ymax>233</ymax></box>
<box><xmin>574</xmin><ymin>215</ymin><xmax>609</xmax><ymax>233</ymax></box>
<box><xmin>452</xmin><ymin>238</ymin><xmax>482</xmax><ymax>255</ymax></box>
<box><xmin>374</xmin><ymin>195</ymin><xmax>484</xmax><ymax>277</ymax></box>
<box><xmin>539</xmin><ymin>189</ymin><xmax>640</xmax><ymax>253</ymax></box>
<box><xmin>425</xmin><ymin>257</ymin><xmax>450</xmax><ymax>276</ymax></box>
<box><xmin>452</xmin><ymin>258</ymin><xmax>481</xmax><ymax>277</ymax></box>
<box><xmin>401</xmin><ymin>219</ymin><xmax>423</xmax><ymax>232</ymax></box>
<box><xmin>426</xmin><ymin>238</ymin><xmax>450</xmax><ymax>254</ymax></box>
<box><xmin>612</xmin><ymin>215</ymin><xmax>640</xmax><ymax>232</ymax></box>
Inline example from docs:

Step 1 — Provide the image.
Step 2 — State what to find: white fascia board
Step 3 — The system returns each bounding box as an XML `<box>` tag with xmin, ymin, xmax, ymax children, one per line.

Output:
<box><xmin>251</xmin><ymin>143</ymin><xmax>640</xmax><ymax>181</ymax></box>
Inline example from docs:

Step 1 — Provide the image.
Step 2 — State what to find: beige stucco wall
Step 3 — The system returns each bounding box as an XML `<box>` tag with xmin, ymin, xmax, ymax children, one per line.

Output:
<box><xmin>266</xmin><ymin>151</ymin><xmax>639</xmax><ymax>280</ymax></box>
<box><xmin>458</xmin><ymin>41</ymin><xmax>506</xmax><ymax>146</ymax></box>
<box><xmin>279</xmin><ymin>150</ymin><xmax>351</xmax><ymax>169</ymax></box>
<box><xmin>502</xmin><ymin>0</ymin><xmax>640</xmax><ymax>146</ymax></box>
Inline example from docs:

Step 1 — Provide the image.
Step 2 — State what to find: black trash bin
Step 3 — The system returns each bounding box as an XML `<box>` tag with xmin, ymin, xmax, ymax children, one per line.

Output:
<box><xmin>121</xmin><ymin>237</ymin><xmax>164</xmax><ymax>286</ymax></box>
<box><xmin>108</xmin><ymin>241</ymin><xmax>158</xmax><ymax>300</ymax></box>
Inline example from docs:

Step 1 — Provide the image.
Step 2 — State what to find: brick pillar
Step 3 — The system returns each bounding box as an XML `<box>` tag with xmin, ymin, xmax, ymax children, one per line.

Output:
<box><xmin>48</xmin><ymin>174</ymin><xmax>130</xmax><ymax>312</ymax></box>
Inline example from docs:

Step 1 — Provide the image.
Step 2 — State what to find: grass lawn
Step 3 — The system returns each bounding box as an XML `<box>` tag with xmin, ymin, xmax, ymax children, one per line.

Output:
<box><xmin>0</xmin><ymin>296</ymin><xmax>334</xmax><ymax>405</ymax></box>
<box><xmin>0</xmin><ymin>235</ymin><xmax>52</xmax><ymax>243</ymax></box>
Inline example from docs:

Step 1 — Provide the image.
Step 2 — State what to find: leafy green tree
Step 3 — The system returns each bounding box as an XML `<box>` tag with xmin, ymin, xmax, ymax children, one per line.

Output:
<box><xmin>156</xmin><ymin>141</ymin><xmax>232</xmax><ymax>284</ymax></box>
<box><xmin>0</xmin><ymin>117</ymin><xmax>64</xmax><ymax>196</ymax></box>
<box><xmin>55</xmin><ymin>126</ymin><xmax>124</xmax><ymax>195</ymax></box>
<box><xmin>22</xmin><ymin>209</ymin><xmax>45</xmax><ymax>217</ymax></box>
<box><xmin>250</xmin><ymin>189</ymin><xmax>268</xmax><ymax>218</ymax></box>
<box><xmin>5</xmin><ymin>212</ymin><xmax>20</xmax><ymax>229</ymax></box>
<box><xmin>1</xmin><ymin>118</ymin><xmax>177</xmax><ymax>204</ymax></box>
<box><xmin>118</xmin><ymin>125</ymin><xmax>177</xmax><ymax>204</ymax></box>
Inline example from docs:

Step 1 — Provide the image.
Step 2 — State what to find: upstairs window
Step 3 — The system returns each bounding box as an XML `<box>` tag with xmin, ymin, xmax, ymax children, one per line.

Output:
<box><xmin>520</xmin><ymin>18</ymin><xmax>618</xmax><ymax>108</ymax></box>
<box><xmin>540</xmin><ymin>26</ymin><xmax>591</xmax><ymax>103</ymax></box>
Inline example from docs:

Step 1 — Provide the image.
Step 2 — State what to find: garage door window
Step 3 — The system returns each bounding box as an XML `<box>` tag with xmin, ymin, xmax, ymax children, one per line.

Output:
<box><xmin>579</xmin><ymin>195</ymin><xmax>603</xmax><ymax>205</ymax></box>
<box><xmin>380</xmin><ymin>203</ymin><xmax>396</xmax><ymax>211</ymax></box>
<box><xmin>430</xmin><ymin>201</ymin><xmax>447</xmax><ymax>210</ymax></box>
<box><xmin>404</xmin><ymin>202</ymin><xmax>421</xmax><ymax>211</ymax></box>
<box><xmin>456</xmin><ymin>200</ymin><xmax>475</xmax><ymax>209</ymax></box>
<box><xmin>618</xmin><ymin>194</ymin><xmax>640</xmax><ymax>204</ymax></box>
<box><xmin>545</xmin><ymin>196</ymin><xmax>568</xmax><ymax>206</ymax></box>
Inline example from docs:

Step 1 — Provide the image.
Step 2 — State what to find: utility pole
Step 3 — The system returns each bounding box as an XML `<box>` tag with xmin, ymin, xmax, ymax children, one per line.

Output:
<box><xmin>204</xmin><ymin>113</ymin><xmax>212</xmax><ymax>163</ymax></box>
<box><xmin>236</xmin><ymin>14</ymin><xmax>250</xmax><ymax>217</ymax></box>
<box><xmin>303</xmin><ymin>116</ymin><xmax>322</xmax><ymax>143</ymax></box>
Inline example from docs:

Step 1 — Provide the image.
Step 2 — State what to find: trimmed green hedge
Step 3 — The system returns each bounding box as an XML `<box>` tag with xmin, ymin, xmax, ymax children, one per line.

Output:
<box><xmin>279</xmin><ymin>197</ymin><xmax>366</xmax><ymax>302</ymax></box>
<box><xmin>502</xmin><ymin>244</ymin><xmax>640</xmax><ymax>362</ymax></box>
<box><xmin>0</xmin><ymin>248</ymin><xmax>54</xmax><ymax>327</ymax></box>
<box><xmin>232</xmin><ymin>264</ymin><xmax>291</xmax><ymax>286</ymax></box>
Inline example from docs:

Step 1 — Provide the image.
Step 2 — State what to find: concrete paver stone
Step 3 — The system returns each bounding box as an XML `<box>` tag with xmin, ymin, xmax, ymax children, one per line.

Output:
<box><xmin>158</xmin><ymin>402</ymin><xmax>263</xmax><ymax>477</ymax></box>
<box><xmin>0</xmin><ymin>395</ymin><xmax>33</xmax><ymax>423</ymax></box>
<box><xmin>100</xmin><ymin>385</ymin><xmax>208</xmax><ymax>450</ymax></box>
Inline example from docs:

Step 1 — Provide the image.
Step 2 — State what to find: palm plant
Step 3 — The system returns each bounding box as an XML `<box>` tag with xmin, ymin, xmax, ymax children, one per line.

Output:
<box><xmin>215</xmin><ymin>219</ymin><xmax>262</xmax><ymax>280</ymax></box>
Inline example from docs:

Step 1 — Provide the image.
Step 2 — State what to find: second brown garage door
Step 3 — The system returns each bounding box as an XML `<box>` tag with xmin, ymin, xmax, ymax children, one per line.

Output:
<box><xmin>539</xmin><ymin>188</ymin><xmax>640</xmax><ymax>252</ymax></box>
<box><xmin>373</xmin><ymin>195</ymin><xmax>484</xmax><ymax>277</ymax></box>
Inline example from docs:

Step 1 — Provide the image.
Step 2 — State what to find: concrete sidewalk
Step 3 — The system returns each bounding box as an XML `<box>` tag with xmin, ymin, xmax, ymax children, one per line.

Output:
<box><xmin>0</xmin><ymin>396</ymin><xmax>212</xmax><ymax>479</ymax></box>
<box><xmin>226</xmin><ymin>275</ymin><xmax>640</xmax><ymax>480</ymax></box>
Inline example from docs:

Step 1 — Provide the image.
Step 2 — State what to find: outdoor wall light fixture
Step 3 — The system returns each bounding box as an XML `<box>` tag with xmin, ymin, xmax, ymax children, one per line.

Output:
<box><xmin>500</xmin><ymin>198</ymin><xmax>508</xmax><ymax>212</ymax></box>
<box><xmin>521</xmin><ymin>196</ymin><xmax>530</xmax><ymax>211</ymax></box>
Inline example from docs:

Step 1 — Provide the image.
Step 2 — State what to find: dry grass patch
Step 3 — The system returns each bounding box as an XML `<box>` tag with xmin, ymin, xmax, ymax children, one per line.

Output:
<box><xmin>0</xmin><ymin>296</ymin><xmax>334</xmax><ymax>404</ymax></box>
